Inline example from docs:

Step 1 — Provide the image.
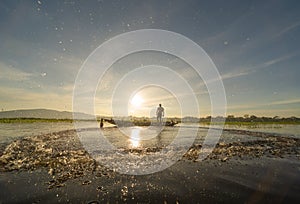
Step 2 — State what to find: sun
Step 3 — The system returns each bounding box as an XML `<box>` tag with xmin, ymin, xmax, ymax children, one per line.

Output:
<box><xmin>130</xmin><ymin>94</ymin><xmax>144</xmax><ymax>107</ymax></box>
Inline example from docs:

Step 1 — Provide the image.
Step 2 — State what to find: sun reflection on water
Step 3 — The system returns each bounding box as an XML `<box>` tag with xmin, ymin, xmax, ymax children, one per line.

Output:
<box><xmin>129</xmin><ymin>127</ymin><xmax>141</xmax><ymax>148</ymax></box>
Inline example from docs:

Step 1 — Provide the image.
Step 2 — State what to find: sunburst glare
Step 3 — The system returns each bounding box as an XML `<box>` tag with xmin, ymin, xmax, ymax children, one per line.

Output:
<box><xmin>130</xmin><ymin>94</ymin><xmax>144</xmax><ymax>107</ymax></box>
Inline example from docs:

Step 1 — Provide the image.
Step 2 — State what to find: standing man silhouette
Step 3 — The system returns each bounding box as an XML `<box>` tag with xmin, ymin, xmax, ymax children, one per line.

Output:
<box><xmin>156</xmin><ymin>104</ymin><xmax>164</xmax><ymax>124</ymax></box>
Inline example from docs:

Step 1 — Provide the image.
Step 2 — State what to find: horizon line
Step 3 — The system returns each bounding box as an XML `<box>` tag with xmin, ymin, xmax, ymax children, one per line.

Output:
<box><xmin>0</xmin><ymin>108</ymin><xmax>300</xmax><ymax>118</ymax></box>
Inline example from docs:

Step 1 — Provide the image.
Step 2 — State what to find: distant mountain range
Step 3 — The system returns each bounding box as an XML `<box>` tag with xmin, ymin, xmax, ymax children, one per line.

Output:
<box><xmin>0</xmin><ymin>109</ymin><xmax>94</xmax><ymax>119</ymax></box>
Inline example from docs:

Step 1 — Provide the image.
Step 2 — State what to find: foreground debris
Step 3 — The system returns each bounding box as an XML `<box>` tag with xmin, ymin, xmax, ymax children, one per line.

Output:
<box><xmin>184</xmin><ymin>135</ymin><xmax>300</xmax><ymax>161</ymax></box>
<box><xmin>0</xmin><ymin>130</ymin><xmax>113</xmax><ymax>189</ymax></box>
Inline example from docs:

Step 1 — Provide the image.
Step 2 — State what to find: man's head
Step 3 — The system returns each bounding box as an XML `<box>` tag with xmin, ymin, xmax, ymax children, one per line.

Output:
<box><xmin>159</xmin><ymin>104</ymin><xmax>161</xmax><ymax>107</ymax></box>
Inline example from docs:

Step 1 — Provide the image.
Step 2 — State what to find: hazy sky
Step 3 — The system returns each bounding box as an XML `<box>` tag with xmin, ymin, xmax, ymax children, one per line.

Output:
<box><xmin>0</xmin><ymin>0</ymin><xmax>299</xmax><ymax>117</ymax></box>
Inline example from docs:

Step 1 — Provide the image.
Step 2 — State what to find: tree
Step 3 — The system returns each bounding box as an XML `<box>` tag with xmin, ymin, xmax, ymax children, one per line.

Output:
<box><xmin>227</xmin><ymin>115</ymin><xmax>235</xmax><ymax>118</ymax></box>
<box><xmin>227</xmin><ymin>115</ymin><xmax>235</xmax><ymax>122</ymax></box>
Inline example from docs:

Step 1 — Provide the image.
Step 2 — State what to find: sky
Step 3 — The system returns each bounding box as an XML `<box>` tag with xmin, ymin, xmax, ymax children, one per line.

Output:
<box><xmin>0</xmin><ymin>0</ymin><xmax>300</xmax><ymax>117</ymax></box>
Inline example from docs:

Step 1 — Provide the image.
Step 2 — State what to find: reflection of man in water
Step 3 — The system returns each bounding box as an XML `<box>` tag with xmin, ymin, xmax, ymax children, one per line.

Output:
<box><xmin>156</xmin><ymin>104</ymin><xmax>164</xmax><ymax>124</ymax></box>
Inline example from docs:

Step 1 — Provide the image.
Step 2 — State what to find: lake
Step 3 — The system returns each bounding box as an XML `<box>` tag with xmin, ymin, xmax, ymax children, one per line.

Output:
<box><xmin>197</xmin><ymin>123</ymin><xmax>300</xmax><ymax>138</ymax></box>
<box><xmin>1</xmin><ymin>122</ymin><xmax>299</xmax><ymax>147</ymax></box>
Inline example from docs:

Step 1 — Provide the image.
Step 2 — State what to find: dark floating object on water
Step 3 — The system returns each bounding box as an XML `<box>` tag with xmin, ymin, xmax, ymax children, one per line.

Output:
<box><xmin>101</xmin><ymin>118</ymin><xmax>178</xmax><ymax>127</ymax></box>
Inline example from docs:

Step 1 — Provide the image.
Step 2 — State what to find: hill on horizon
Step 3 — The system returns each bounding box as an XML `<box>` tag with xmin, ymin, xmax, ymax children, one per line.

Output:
<box><xmin>0</xmin><ymin>109</ymin><xmax>94</xmax><ymax>120</ymax></box>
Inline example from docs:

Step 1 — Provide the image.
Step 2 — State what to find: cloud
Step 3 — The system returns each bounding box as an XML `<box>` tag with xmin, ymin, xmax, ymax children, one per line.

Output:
<box><xmin>0</xmin><ymin>61</ymin><xmax>32</xmax><ymax>81</ymax></box>
<box><xmin>220</xmin><ymin>70</ymin><xmax>252</xmax><ymax>80</ymax></box>
<box><xmin>274</xmin><ymin>21</ymin><xmax>300</xmax><ymax>38</ymax></box>
<box><xmin>259</xmin><ymin>53</ymin><xmax>298</xmax><ymax>68</ymax></box>
<box><xmin>214</xmin><ymin>52</ymin><xmax>298</xmax><ymax>84</ymax></box>
<box><xmin>227</xmin><ymin>98</ymin><xmax>300</xmax><ymax>112</ymax></box>
<box><xmin>193</xmin><ymin>69</ymin><xmax>252</xmax><ymax>90</ymax></box>
<box><xmin>0</xmin><ymin>87</ymin><xmax>72</xmax><ymax>111</ymax></box>
<box><xmin>270</xmin><ymin>98</ymin><xmax>300</xmax><ymax>105</ymax></box>
<box><xmin>0</xmin><ymin>33</ymin><xmax>84</xmax><ymax>89</ymax></box>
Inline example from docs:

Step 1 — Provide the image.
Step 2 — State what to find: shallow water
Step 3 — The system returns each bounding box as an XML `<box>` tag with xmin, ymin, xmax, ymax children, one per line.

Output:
<box><xmin>185</xmin><ymin>123</ymin><xmax>300</xmax><ymax>138</ymax></box>
<box><xmin>0</xmin><ymin>122</ymin><xmax>91</xmax><ymax>145</ymax></box>
<box><xmin>76</xmin><ymin>126</ymin><xmax>270</xmax><ymax>174</ymax></box>
<box><xmin>1</xmin><ymin>122</ymin><xmax>298</xmax><ymax>146</ymax></box>
<box><xmin>224</xmin><ymin>124</ymin><xmax>300</xmax><ymax>137</ymax></box>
